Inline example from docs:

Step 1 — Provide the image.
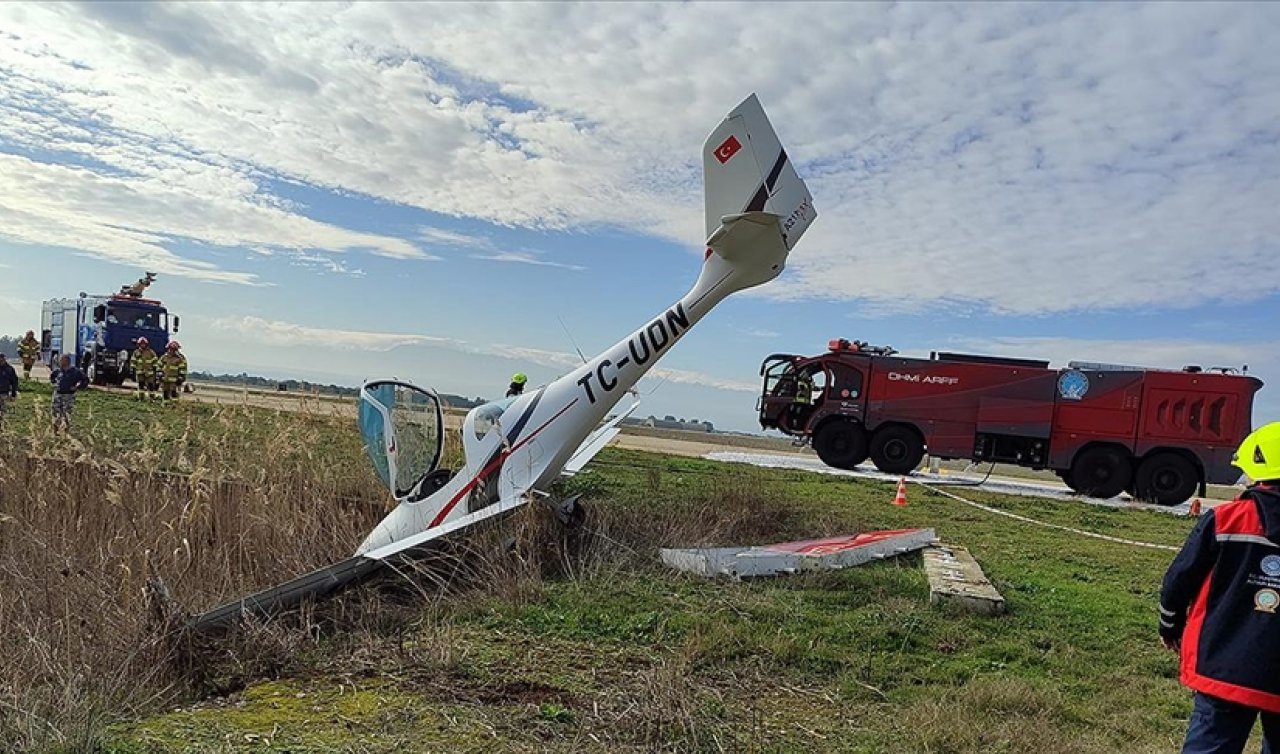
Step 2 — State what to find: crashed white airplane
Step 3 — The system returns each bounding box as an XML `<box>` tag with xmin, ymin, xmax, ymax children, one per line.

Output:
<box><xmin>193</xmin><ymin>94</ymin><xmax>817</xmax><ymax>630</ymax></box>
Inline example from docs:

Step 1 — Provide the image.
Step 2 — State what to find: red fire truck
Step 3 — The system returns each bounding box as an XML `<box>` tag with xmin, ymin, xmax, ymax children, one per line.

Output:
<box><xmin>757</xmin><ymin>339</ymin><xmax>1263</xmax><ymax>505</ymax></box>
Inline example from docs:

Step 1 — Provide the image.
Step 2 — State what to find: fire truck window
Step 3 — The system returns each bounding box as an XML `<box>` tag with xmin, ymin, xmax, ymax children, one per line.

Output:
<box><xmin>841</xmin><ymin>368</ymin><xmax>863</xmax><ymax>399</ymax></box>
<box><xmin>763</xmin><ymin>359</ymin><xmax>795</xmax><ymax>397</ymax></box>
<box><xmin>109</xmin><ymin>306</ymin><xmax>161</xmax><ymax>329</ymax></box>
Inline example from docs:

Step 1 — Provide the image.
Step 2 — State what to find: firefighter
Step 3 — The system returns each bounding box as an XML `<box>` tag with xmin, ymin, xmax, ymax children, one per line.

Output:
<box><xmin>0</xmin><ymin>353</ymin><xmax>17</xmax><ymax>430</ymax></box>
<box><xmin>158</xmin><ymin>341</ymin><xmax>187</xmax><ymax>401</ymax></box>
<box><xmin>506</xmin><ymin>372</ymin><xmax>527</xmax><ymax>398</ymax></box>
<box><xmin>18</xmin><ymin>330</ymin><xmax>40</xmax><ymax>380</ymax></box>
<box><xmin>49</xmin><ymin>354</ymin><xmax>89</xmax><ymax>434</ymax></box>
<box><xmin>790</xmin><ymin>368</ymin><xmax>814</xmax><ymax>427</ymax></box>
<box><xmin>132</xmin><ymin>337</ymin><xmax>160</xmax><ymax>399</ymax></box>
<box><xmin>1160</xmin><ymin>421</ymin><xmax>1280</xmax><ymax>753</ymax></box>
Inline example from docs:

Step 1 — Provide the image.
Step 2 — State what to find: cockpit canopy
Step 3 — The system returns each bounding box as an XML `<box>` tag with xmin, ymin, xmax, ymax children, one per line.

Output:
<box><xmin>358</xmin><ymin>380</ymin><xmax>444</xmax><ymax>499</ymax></box>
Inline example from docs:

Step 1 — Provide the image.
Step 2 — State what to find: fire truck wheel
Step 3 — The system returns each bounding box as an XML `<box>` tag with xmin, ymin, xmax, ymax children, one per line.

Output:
<box><xmin>1068</xmin><ymin>446</ymin><xmax>1132</xmax><ymax>499</ymax></box>
<box><xmin>1134</xmin><ymin>453</ymin><xmax>1199</xmax><ymax>506</ymax></box>
<box><xmin>813</xmin><ymin>420</ymin><xmax>868</xmax><ymax>469</ymax></box>
<box><xmin>869</xmin><ymin>425</ymin><xmax>925</xmax><ymax>475</ymax></box>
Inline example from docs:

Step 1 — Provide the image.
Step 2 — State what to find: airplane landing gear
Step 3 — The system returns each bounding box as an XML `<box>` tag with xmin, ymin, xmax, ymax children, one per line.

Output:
<box><xmin>551</xmin><ymin>494</ymin><xmax>586</xmax><ymax>529</ymax></box>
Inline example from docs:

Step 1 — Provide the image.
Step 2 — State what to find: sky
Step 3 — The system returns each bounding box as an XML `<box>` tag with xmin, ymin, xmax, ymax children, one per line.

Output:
<box><xmin>0</xmin><ymin>2</ymin><xmax>1277</xmax><ymax>433</ymax></box>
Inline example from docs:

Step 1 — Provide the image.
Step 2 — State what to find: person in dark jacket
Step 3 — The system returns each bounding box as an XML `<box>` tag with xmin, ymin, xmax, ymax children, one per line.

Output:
<box><xmin>506</xmin><ymin>372</ymin><xmax>527</xmax><ymax>398</ymax></box>
<box><xmin>0</xmin><ymin>353</ymin><xmax>18</xmax><ymax>429</ymax></box>
<box><xmin>49</xmin><ymin>354</ymin><xmax>89</xmax><ymax>434</ymax></box>
<box><xmin>1160</xmin><ymin>421</ymin><xmax>1280</xmax><ymax>753</ymax></box>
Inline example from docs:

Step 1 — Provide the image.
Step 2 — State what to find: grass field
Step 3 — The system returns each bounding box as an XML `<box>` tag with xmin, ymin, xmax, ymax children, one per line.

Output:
<box><xmin>0</xmin><ymin>382</ymin><xmax>1223</xmax><ymax>752</ymax></box>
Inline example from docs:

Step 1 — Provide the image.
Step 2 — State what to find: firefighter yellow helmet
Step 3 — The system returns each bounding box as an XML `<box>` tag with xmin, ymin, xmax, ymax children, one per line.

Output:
<box><xmin>512</xmin><ymin>372</ymin><xmax>527</xmax><ymax>385</ymax></box>
<box><xmin>1233</xmin><ymin>422</ymin><xmax>1280</xmax><ymax>482</ymax></box>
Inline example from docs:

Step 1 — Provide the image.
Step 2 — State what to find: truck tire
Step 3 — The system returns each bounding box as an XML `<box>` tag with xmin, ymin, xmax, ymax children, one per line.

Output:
<box><xmin>813</xmin><ymin>420</ymin><xmax>868</xmax><ymax>470</ymax></box>
<box><xmin>869</xmin><ymin>425</ymin><xmax>925</xmax><ymax>475</ymax></box>
<box><xmin>1068</xmin><ymin>446</ymin><xmax>1132</xmax><ymax>499</ymax></box>
<box><xmin>1134</xmin><ymin>453</ymin><xmax>1199</xmax><ymax>506</ymax></box>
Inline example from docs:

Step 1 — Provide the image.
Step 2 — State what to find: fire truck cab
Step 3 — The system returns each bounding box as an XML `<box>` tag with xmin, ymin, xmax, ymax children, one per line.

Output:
<box><xmin>759</xmin><ymin>339</ymin><xmax>1263</xmax><ymax>505</ymax></box>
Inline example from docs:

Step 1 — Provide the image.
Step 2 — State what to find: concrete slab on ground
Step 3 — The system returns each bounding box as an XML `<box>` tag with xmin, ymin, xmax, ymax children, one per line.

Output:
<box><xmin>924</xmin><ymin>544</ymin><xmax>1006</xmax><ymax>616</ymax></box>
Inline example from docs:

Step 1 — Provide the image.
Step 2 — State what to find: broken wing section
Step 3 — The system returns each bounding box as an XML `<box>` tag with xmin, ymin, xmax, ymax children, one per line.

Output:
<box><xmin>562</xmin><ymin>400</ymin><xmax>640</xmax><ymax>477</ymax></box>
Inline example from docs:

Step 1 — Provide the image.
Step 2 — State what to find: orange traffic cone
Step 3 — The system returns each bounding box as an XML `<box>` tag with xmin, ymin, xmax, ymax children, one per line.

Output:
<box><xmin>1188</xmin><ymin>498</ymin><xmax>1202</xmax><ymax>517</ymax></box>
<box><xmin>893</xmin><ymin>477</ymin><xmax>908</xmax><ymax>507</ymax></box>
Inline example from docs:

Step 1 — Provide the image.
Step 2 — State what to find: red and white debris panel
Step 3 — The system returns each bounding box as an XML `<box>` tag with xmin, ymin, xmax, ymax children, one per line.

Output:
<box><xmin>660</xmin><ymin>528</ymin><xmax>937</xmax><ymax>579</ymax></box>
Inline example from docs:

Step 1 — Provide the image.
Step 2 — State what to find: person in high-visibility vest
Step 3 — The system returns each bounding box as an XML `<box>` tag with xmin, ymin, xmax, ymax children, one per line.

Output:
<box><xmin>1160</xmin><ymin>422</ymin><xmax>1280</xmax><ymax>752</ymax></box>
<box><xmin>17</xmin><ymin>330</ymin><xmax>40</xmax><ymax>379</ymax></box>
<box><xmin>158</xmin><ymin>341</ymin><xmax>187</xmax><ymax>400</ymax></box>
<box><xmin>132</xmin><ymin>337</ymin><xmax>160</xmax><ymax>399</ymax></box>
<box><xmin>789</xmin><ymin>369</ymin><xmax>814</xmax><ymax>428</ymax></box>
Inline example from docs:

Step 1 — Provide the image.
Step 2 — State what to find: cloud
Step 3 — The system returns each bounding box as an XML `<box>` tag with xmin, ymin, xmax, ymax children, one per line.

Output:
<box><xmin>207</xmin><ymin>316</ymin><xmax>460</xmax><ymax>351</ymax></box>
<box><xmin>205</xmin><ymin>315</ymin><xmax>755</xmax><ymax>392</ymax></box>
<box><xmin>1</xmin><ymin>3</ymin><xmax>1277</xmax><ymax>310</ymax></box>
<box><xmin>288</xmin><ymin>253</ymin><xmax>367</xmax><ymax>277</ymax></box>
<box><xmin>0</xmin><ymin>149</ymin><xmax>428</xmax><ymax>284</ymax></box>
<box><xmin>471</xmin><ymin>250</ymin><xmax>584</xmax><ymax>271</ymax></box>
<box><xmin>417</xmin><ymin>226</ymin><xmax>583</xmax><ymax>269</ymax></box>
<box><xmin>417</xmin><ymin>226</ymin><xmax>492</xmax><ymax>250</ymax></box>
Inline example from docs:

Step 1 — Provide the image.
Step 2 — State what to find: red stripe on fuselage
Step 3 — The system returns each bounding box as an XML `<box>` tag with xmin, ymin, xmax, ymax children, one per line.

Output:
<box><xmin>427</xmin><ymin>399</ymin><xmax>579</xmax><ymax>528</ymax></box>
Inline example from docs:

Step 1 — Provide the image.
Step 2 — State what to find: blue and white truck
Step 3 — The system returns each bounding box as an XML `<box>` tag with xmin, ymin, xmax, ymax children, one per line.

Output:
<box><xmin>40</xmin><ymin>273</ymin><xmax>181</xmax><ymax>386</ymax></box>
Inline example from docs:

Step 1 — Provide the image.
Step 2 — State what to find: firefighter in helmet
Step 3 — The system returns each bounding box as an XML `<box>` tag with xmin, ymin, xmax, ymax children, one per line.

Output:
<box><xmin>506</xmin><ymin>372</ymin><xmax>528</xmax><ymax>398</ymax></box>
<box><xmin>18</xmin><ymin>330</ymin><xmax>40</xmax><ymax>380</ymax></box>
<box><xmin>790</xmin><ymin>366</ymin><xmax>815</xmax><ymax>428</ymax></box>
<box><xmin>158</xmin><ymin>341</ymin><xmax>187</xmax><ymax>400</ymax></box>
<box><xmin>1160</xmin><ymin>422</ymin><xmax>1280</xmax><ymax>752</ymax></box>
<box><xmin>132</xmin><ymin>337</ymin><xmax>160</xmax><ymax>399</ymax></box>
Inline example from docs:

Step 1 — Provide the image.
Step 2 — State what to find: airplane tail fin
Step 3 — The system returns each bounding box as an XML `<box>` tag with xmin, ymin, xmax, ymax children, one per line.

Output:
<box><xmin>701</xmin><ymin>94</ymin><xmax>815</xmax><ymax>290</ymax></box>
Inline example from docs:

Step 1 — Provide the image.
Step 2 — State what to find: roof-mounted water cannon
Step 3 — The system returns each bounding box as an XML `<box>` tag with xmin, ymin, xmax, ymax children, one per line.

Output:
<box><xmin>828</xmin><ymin>338</ymin><xmax>897</xmax><ymax>356</ymax></box>
<box><xmin>119</xmin><ymin>272</ymin><xmax>157</xmax><ymax>299</ymax></box>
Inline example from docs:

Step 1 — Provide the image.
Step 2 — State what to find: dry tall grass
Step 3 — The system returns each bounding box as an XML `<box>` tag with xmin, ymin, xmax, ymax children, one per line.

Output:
<box><xmin>0</xmin><ymin>399</ymin><xmax>391</xmax><ymax>751</ymax></box>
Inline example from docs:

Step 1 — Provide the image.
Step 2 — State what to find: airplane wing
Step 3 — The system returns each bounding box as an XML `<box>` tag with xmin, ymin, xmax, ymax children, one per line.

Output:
<box><xmin>562</xmin><ymin>400</ymin><xmax>640</xmax><ymax>476</ymax></box>
<box><xmin>191</xmin><ymin>493</ymin><xmax>530</xmax><ymax>631</ymax></box>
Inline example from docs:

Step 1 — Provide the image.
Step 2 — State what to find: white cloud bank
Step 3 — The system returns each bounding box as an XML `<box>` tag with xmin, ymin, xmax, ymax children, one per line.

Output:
<box><xmin>208</xmin><ymin>315</ymin><xmax>755</xmax><ymax>392</ymax></box>
<box><xmin>1</xmin><ymin>3</ymin><xmax>1277</xmax><ymax>310</ymax></box>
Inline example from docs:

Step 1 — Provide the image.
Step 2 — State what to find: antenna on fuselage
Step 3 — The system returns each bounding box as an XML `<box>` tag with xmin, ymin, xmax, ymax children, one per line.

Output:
<box><xmin>556</xmin><ymin>313</ymin><xmax>588</xmax><ymax>365</ymax></box>
<box><xmin>555</xmin><ymin>311</ymin><xmax>648</xmax><ymax>398</ymax></box>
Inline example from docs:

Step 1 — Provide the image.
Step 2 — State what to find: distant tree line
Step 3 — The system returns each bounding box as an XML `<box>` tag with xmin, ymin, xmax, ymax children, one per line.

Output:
<box><xmin>0</xmin><ymin>336</ymin><xmax>17</xmax><ymax>358</ymax></box>
<box><xmin>187</xmin><ymin>370</ymin><xmax>485</xmax><ymax>409</ymax></box>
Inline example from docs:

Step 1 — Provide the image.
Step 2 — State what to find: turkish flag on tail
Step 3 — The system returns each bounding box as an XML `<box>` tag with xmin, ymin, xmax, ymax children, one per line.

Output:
<box><xmin>714</xmin><ymin>135</ymin><xmax>742</xmax><ymax>164</ymax></box>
